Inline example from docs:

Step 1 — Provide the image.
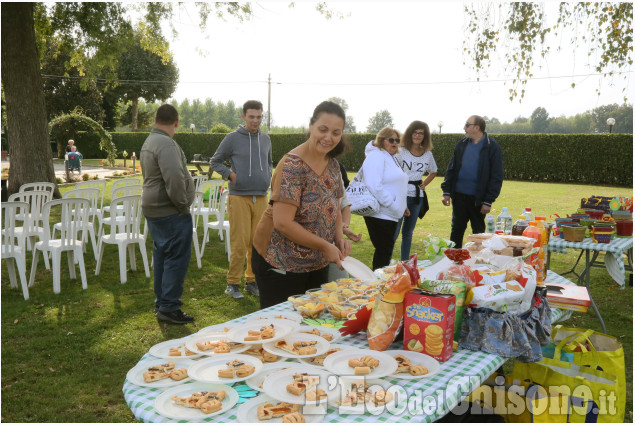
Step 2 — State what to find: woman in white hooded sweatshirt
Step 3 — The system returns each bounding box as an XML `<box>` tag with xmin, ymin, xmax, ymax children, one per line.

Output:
<box><xmin>360</xmin><ymin>127</ymin><xmax>408</xmax><ymax>269</ymax></box>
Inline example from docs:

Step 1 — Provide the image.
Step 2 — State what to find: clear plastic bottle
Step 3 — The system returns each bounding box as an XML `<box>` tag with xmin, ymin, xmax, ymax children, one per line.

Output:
<box><xmin>496</xmin><ymin>207</ymin><xmax>513</xmax><ymax>235</ymax></box>
<box><xmin>486</xmin><ymin>214</ymin><xmax>496</xmax><ymax>233</ymax></box>
<box><xmin>523</xmin><ymin>221</ymin><xmax>544</xmax><ymax>281</ymax></box>
<box><xmin>511</xmin><ymin>215</ymin><xmax>529</xmax><ymax>236</ymax></box>
<box><xmin>523</xmin><ymin>208</ymin><xmax>535</xmax><ymax>222</ymax></box>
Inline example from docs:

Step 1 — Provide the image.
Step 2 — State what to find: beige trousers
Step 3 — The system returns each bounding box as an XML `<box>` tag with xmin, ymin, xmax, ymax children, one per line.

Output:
<box><xmin>226</xmin><ymin>194</ymin><xmax>268</xmax><ymax>285</ymax></box>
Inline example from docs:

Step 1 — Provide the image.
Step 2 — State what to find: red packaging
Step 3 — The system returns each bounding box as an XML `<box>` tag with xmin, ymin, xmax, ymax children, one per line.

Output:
<box><xmin>403</xmin><ymin>289</ymin><xmax>455</xmax><ymax>362</ymax></box>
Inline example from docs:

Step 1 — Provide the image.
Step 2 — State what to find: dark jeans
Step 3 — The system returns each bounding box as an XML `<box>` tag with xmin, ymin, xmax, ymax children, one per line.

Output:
<box><xmin>146</xmin><ymin>213</ymin><xmax>193</xmax><ymax>313</ymax></box>
<box><xmin>394</xmin><ymin>196</ymin><xmax>424</xmax><ymax>261</ymax></box>
<box><xmin>450</xmin><ymin>193</ymin><xmax>485</xmax><ymax>248</ymax></box>
<box><xmin>363</xmin><ymin>216</ymin><xmax>398</xmax><ymax>270</ymax></box>
<box><xmin>251</xmin><ymin>247</ymin><xmax>328</xmax><ymax>309</ymax></box>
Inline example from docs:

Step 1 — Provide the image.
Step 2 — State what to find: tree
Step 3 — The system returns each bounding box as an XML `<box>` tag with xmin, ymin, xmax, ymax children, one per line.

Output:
<box><xmin>113</xmin><ymin>31</ymin><xmax>179</xmax><ymax>131</ymax></box>
<box><xmin>366</xmin><ymin>110</ymin><xmax>394</xmax><ymax>133</ymax></box>
<box><xmin>327</xmin><ymin>96</ymin><xmax>356</xmax><ymax>133</ymax></box>
<box><xmin>530</xmin><ymin>107</ymin><xmax>550</xmax><ymax>133</ymax></box>
<box><xmin>464</xmin><ymin>3</ymin><xmax>633</xmax><ymax>101</ymax></box>
<box><xmin>589</xmin><ymin>103</ymin><xmax>633</xmax><ymax>133</ymax></box>
<box><xmin>40</xmin><ymin>41</ymin><xmax>105</xmax><ymax>122</ymax></box>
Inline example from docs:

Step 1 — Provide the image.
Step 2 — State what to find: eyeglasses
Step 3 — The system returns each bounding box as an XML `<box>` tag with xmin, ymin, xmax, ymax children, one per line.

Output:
<box><xmin>413</xmin><ymin>131</ymin><xmax>425</xmax><ymax>136</ymax></box>
<box><xmin>464</xmin><ymin>123</ymin><xmax>476</xmax><ymax>128</ymax></box>
<box><xmin>386</xmin><ymin>138</ymin><xmax>400</xmax><ymax>144</ymax></box>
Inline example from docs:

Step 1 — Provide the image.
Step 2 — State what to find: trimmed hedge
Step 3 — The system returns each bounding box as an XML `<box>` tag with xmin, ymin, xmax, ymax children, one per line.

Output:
<box><xmin>73</xmin><ymin>132</ymin><xmax>632</xmax><ymax>186</ymax></box>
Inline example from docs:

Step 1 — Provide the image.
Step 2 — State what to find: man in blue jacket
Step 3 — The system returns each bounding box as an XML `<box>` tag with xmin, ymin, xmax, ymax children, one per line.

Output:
<box><xmin>441</xmin><ymin>115</ymin><xmax>503</xmax><ymax>248</ymax></box>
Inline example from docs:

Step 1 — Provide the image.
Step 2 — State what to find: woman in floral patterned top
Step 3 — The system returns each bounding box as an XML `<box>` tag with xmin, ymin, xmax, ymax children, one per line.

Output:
<box><xmin>252</xmin><ymin>101</ymin><xmax>353</xmax><ymax>308</ymax></box>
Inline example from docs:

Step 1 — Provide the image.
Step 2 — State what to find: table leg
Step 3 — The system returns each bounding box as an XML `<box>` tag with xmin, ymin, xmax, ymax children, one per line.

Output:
<box><xmin>580</xmin><ymin>249</ymin><xmax>606</xmax><ymax>333</ymax></box>
<box><xmin>559</xmin><ymin>249</ymin><xmax>585</xmax><ymax>280</ymax></box>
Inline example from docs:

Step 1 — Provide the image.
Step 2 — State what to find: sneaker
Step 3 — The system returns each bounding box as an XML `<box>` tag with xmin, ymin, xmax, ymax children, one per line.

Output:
<box><xmin>156</xmin><ymin>309</ymin><xmax>195</xmax><ymax>324</ymax></box>
<box><xmin>154</xmin><ymin>303</ymin><xmax>159</xmax><ymax>314</ymax></box>
<box><xmin>225</xmin><ymin>284</ymin><xmax>244</xmax><ymax>299</ymax></box>
<box><xmin>245</xmin><ymin>282</ymin><xmax>260</xmax><ymax>296</ymax></box>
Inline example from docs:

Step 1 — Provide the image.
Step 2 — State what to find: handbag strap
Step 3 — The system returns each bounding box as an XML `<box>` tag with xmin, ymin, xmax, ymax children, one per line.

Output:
<box><xmin>554</xmin><ymin>330</ymin><xmax>600</xmax><ymax>369</ymax></box>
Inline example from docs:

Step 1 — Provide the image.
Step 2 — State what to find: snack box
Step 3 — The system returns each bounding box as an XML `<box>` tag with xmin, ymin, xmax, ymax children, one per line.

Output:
<box><xmin>544</xmin><ymin>282</ymin><xmax>590</xmax><ymax>313</ymax></box>
<box><xmin>403</xmin><ymin>289</ymin><xmax>455</xmax><ymax>362</ymax></box>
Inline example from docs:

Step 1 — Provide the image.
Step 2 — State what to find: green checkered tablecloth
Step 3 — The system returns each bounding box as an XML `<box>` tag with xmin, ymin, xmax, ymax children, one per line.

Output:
<box><xmin>548</xmin><ymin>236</ymin><xmax>633</xmax><ymax>288</ymax></box>
<box><xmin>123</xmin><ymin>274</ymin><xmax>574</xmax><ymax>423</ymax></box>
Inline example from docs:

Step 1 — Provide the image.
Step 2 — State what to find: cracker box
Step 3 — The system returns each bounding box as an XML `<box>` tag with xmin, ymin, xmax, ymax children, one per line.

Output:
<box><xmin>403</xmin><ymin>289</ymin><xmax>455</xmax><ymax>362</ymax></box>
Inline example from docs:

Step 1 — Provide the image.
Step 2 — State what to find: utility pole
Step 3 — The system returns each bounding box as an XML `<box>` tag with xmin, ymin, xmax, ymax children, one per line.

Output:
<box><xmin>267</xmin><ymin>73</ymin><xmax>272</xmax><ymax>132</ymax></box>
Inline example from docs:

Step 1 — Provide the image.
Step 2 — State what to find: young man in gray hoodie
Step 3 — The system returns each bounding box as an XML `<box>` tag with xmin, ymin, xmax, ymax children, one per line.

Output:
<box><xmin>141</xmin><ymin>104</ymin><xmax>195</xmax><ymax>324</ymax></box>
<box><xmin>210</xmin><ymin>100</ymin><xmax>273</xmax><ymax>299</ymax></box>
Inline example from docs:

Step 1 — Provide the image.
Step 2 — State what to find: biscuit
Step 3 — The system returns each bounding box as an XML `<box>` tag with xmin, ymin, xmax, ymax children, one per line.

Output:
<box><xmin>409</xmin><ymin>365</ymin><xmax>429</xmax><ymax>376</ymax></box>
<box><xmin>218</xmin><ymin>369</ymin><xmax>234</xmax><ymax>379</ymax></box>
<box><xmin>236</xmin><ymin>364</ymin><xmax>255</xmax><ymax>378</ymax></box>
<box><xmin>354</xmin><ymin>366</ymin><xmax>370</xmax><ymax>375</ymax></box>
<box><xmin>169</xmin><ymin>368</ymin><xmax>189</xmax><ymax>381</ymax></box>
<box><xmin>297</xmin><ymin>346</ymin><xmax>317</xmax><ymax>356</ymax></box>
<box><xmin>282</xmin><ymin>412</ymin><xmax>306</xmax><ymax>423</ymax></box>
<box><xmin>199</xmin><ymin>399</ymin><xmax>222</xmax><ymax>414</ymax></box>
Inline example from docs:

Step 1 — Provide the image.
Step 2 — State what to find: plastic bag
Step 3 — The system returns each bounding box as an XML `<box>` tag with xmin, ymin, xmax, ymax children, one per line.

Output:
<box><xmin>437</xmin><ymin>249</ymin><xmax>482</xmax><ymax>290</ymax></box>
<box><xmin>419</xmin><ymin>279</ymin><xmax>466</xmax><ymax>341</ymax></box>
<box><xmin>420</xmin><ymin>234</ymin><xmax>455</xmax><ymax>261</ymax></box>
<box><xmin>367</xmin><ymin>263</ymin><xmax>414</xmax><ymax>351</ymax></box>
<box><xmin>401</xmin><ymin>254</ymin><xmax>420</xmax><ymax>286</ymax></box>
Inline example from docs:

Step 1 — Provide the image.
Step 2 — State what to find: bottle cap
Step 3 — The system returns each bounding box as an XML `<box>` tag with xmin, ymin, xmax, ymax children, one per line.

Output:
<box><xmin>528</xmin><ymin>221</ymin><xmax>537</xmax><ymax>226</ymax></box>
<box><xmin>535</xmin><ymin>216</ymin><xmax>546</xmax><ymax>221</ymax></box>
<box><xmin>527</xmin><ymin>208</ymin><xmax>532</xmax><ymax>211</ymax></box>
<box><xmin>518</xmin><ymin>215</ymin><xmax>526</xmax><ymax>219</ymax></box>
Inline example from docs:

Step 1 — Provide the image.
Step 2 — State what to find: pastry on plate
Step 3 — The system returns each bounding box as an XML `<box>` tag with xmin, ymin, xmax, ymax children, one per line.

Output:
<box><xmin>199</xmin><ymin>399</ymin><xmax>222</xmax><ymax>414</ymax></box>
<box><xmin>394</xmin><ymin>354</ymin><xmax>411</xmax><ymax>373</ymax></box>
<box><xmin>354</xmin><ymin>366</ymin><xmax>370</xmax><ymax>375</ymax></box>
<box><xmin>305</xmin><ymin>388</ymin><xmax>327</xmax><ymax>401</ymax></box>
<box><xmin>258</xmin><ymin>402</ymin><xmax>300</xmax><ymax>420</ymax></box>
<box><xmin>148</xmin><ymin>361</ymin><xmax>175</xmax><ymax>373</ymax></box>
<box><xmin>371</xmin><ymin>389</ymin><xmax>394</xmax><ymax>406</ymax></box>
<box><xmin>236</xmin><ymin>364</ymin><xmax>255</xmax><ymax>378</ymax></box>
<box><xmin>275</xmin><ymin>340</ymin><xmax>297</xmax><ymax>355</ymax></box>
<box><xmin>143</xmin><ymin>371</ymin><xmax>170</xmax><ymax>383</ymax></box>
<box><xmin>409</xmin><ymin>364</ymin><xmax>429</xmax><ymax>376</ymax></box>
<box><xmin>218</xmin><ymin>368</ymin><xmax>234</xmax><ymax>379</ymax></box>
<box><xmin>282</xmin><ymin>412</ymin><xmax>306</xmax><ymax>423</ymax></box>
<box><xmin>293</xmin><ymin>340</ymin><xmax>318</xmax><ymax>349</ymax></box>
<box><xmin>286</xmin><ymin>382</ymin><xmax>307</xmax><ymax>396</ymax></box>
<box><xmin>169</xmin><ymin>368</ymin><xmax>188</xmax><ymax>381</ymax></box>
<box><xmin>296</xmin><ymin>346</ymin><xmax>317</xmax><ymax>356</ymax></box>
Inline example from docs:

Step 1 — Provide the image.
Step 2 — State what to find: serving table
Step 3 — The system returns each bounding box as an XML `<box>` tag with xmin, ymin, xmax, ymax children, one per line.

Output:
<box><xmin>123</xmin><ymin>272</ymin><xmax>574</xmax><ymax>423</ymax></box>
<box><xmin>546</xmin><ymin>236</ymin><xmax>633</xmax><ymax>332</ymax></box>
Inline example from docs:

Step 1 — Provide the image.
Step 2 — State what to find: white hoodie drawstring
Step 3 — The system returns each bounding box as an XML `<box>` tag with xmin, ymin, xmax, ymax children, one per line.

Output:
<box><xmin>248</xmin><ymin>132</ymin><xmax>252</xmax><ymax>177</ymax></box>
<box><xmin>257</xmin><ymin>133</ymin><xmax>263</xmax><ymax>171</ymax></box>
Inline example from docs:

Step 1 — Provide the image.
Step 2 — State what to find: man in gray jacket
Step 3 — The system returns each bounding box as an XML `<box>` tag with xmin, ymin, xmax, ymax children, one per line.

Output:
<box><xmin>210</xmin><ymin>100</ymin><xmax>272</xmax><ymax>299</ymax></box>
<box><xmin>141</xmin><ymin>104</ymin><xmax>196</xmax><ymax>324</ymax></box>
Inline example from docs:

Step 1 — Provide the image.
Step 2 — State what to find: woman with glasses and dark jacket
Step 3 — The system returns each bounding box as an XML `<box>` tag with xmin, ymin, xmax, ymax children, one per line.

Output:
<box><xmin>359</xmin><ymin>127</ymin><xmax>408</xmax><ymax>270</ymax></box>
<box><xmin>393</xmin><ymin>121</ymin><xmax>438</xmax><ymax>261</ymax></box>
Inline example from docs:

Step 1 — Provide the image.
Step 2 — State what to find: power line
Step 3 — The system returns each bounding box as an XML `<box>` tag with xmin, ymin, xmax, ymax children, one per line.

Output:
<box><xmin>41</xmin><ymin>70</ymin><xmax>632</xmax><ymax>87</ymax></box>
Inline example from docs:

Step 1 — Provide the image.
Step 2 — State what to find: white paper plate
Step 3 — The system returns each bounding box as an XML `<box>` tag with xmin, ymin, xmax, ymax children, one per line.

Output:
<box><xmin>341</xmin><ymin>257</ymin><xmax>376</xmax><ymax>281</ymax></box>
<box><xmin>262</xmin><ymin>365</ymin><xmax>338</xmax><ymax>405</ymax></box>
<box><xmin>384</xmin><ymin>349</ymin><xmax>441</xmax><ymax>380</ymax></box>
<box><xmin>328</xmin><ymin>378</ymin><xmax>407</xmax><ymax>415</ymax></box>
<box><xmin>244</xmin><ymin>362</ymin><xmax>299</xmax><ymax>391</ymax></box>
<box><xmin>322</xmin><ymin>348</ymin><xmax>398</xmax><ymax>379</ymax></box>
<box><xmin>153</xmin><ymin>382</ymin><xmax>238</xmax><ymax>420</ymax></box>
<box><xmin>126</xmin><ymin>358</ymin><xmax>195</xmax><ymax>388</ymax></box>
<box><xmin>187</xmin><ymin>354</ymin><xmax>263</xmax><ymax>384</ymax></box>
<box><xmin>248</xmin><ymin>311</ymin><xmax>304</xmax><ymax>323</ymax></box>
<box><xmin>226</xmin><ymin>319</ymin><xmax>299</xmax><ymax>345</ymax></box>
<box><xmin>196</xmin><ymin>323</ymin><xmax>232</xmax><ymax>334</ymax></box>
<box><xmin>237</xmin><ymin>393</ymin><xmax>326</xmax><ymax>423</ymax></box>
<box><xmin>184</xmin><ymin>332</ymin><xmax>249</xmax><ymax>356</ymax></box>
<box><xmin>262</xmin><ymin>334</ymin><xmax>330</xmax><ymax>359</ymax></box>
<box><xmin>297</xmin><ymin>325</ymin><xmax>341</xmax><ymax>343</ymax></box>
<box><xmin>297</xmin><ymin>343</ymin><xmax>350</xmax><ymax>368</ymax></box>
<box><xmin>148</xmin><ymin>338</ymin><xmax>203</xmax><ymax>360</ymax></box>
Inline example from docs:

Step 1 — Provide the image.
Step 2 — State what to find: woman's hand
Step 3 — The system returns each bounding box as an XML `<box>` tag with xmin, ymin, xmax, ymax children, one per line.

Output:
<box><xmin>337</xmin><ymin>237</ymin><xmax>352</xmax><ymax>258</ymax></box>
<box><xmin>404</xmin><ymin>207</ymin><xmax>410</xmax><ymax>217</ymax></box>
<box><xmin>344</xmin><ymin>226</ymin><xmax>362</xmax><ymax>242</ymax></box>
<box><xmin>322</xmin><ymin>242</ymin><xmax>345</xmax><ymax>269</ymax></box>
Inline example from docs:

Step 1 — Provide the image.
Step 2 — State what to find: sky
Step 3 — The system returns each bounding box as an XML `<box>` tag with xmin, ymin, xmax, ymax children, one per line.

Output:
<box><xmin>159</xmin><ymin>2</ymin><xmax>633</xmax><ymax>133</ymax></box>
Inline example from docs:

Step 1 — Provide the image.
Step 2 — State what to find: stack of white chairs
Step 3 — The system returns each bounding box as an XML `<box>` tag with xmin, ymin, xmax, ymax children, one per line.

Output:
<box><xmin>197</xmin><ymin>179</ymin><xmax>225</xmax><ymax>246</ymax></box>
<box><xmin>102</xmin><ymin>178</ymin><xmax>141</xmax><ymax>217</ymax></box>
<box><xmin>95</xmin><ymin>194</ymin><xmax>150</xmax><ymax>284</ymax></box>
<box><xmin>29</xmin><ymin>198</ymin><xmax>90</xmax><ymax>294</ymax></box>
<box><xmin>8</xmin><ymin>190</ymin><xmax>53</xmax><ymax>269</ymax></box>
<box><xmin>2</xmin><ymin>201</ymin><xmax>31</xmax><ymax>300</ymax></box>
<box><xmin>192</xmin><ymin>174</ymin><xmax>209</xmax><ymax>192</ymax></box>
<box><xmin>75</xmin><ymin>179</ymin><xmax>107</xmax><ymax>234</ymax></box>
<box><xmin>53</xmin><ymin>188</ymin><xmax>100</xmax><ymax>261</ymax></box>
<box><xmin>201</xmin><ymin>190</ymin><xmax>230</xmax><ymax>261</ymax></box>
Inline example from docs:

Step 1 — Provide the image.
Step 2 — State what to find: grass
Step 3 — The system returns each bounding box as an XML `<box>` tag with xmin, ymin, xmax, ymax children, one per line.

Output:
<box><xmin>1</xmin><ymin>175</ymin><xmax>632</xmax><ymax>422</ymax></box>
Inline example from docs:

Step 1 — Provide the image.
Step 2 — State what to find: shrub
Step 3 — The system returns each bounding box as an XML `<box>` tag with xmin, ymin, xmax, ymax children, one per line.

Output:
<box><xmin>209</xmin><ymin>123</ymin><xmax>232</xmax><ymax>133</ymax></box>
<box><xmin>82</xmin><ymin>173</ymin><xmax>89</xmax><ymax>181</ymax></box>
<box><xmin>56</xmin><ymin>177</ymin><xmax>63</xmax><ymax>184</ymax></box>
<box><xmin>112</xmin><ymin>171</ymin><xmax>120</xmax><ymax>177</ymax></box>
<box><xmin>92</xmin><ymin>175</ymin><xmax>99</xmax><ymax>180</ymax></box>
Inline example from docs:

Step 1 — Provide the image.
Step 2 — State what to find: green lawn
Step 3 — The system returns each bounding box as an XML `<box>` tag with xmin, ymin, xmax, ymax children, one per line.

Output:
<box><xmin>1</xmin><ymin>176</ymin><xmax>632</xmax><ymax>422</ymax></box>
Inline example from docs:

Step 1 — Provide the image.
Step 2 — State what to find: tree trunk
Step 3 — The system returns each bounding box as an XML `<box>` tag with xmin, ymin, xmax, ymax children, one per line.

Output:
<box><xmin>130</xmin><ymin>98</ymin><xmax>139</xmax><ymax>131</ymax></box>
<box><xmin>1</xmin><ymin>3</ymin><xmax>60</xmax><ymax>197</ymax></box>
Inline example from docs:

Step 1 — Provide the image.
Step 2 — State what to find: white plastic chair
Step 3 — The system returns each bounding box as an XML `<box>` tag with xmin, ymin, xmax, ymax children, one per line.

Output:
<box><xmin>198</xmin><ymin>179</ymin><xmax>225</xmax><ymax>246</ymax></box>
<box><xmin>19</xmin><ymin>181</ymin><xmax>55</xmax><ymax>198</ymax></box>
<box><xmin>53</xmin><ymin>188</ymin><xmax>100</xmax><ymax>261</ymax></box>
<box><xmin>76</xmin><ymin>179</ymin><xmax>106</xmax><ymax>233</ymax></box>
<box><xmin>98</xmin><ymin>184</ymin><xmax>143</xmax><ymax>242</ymax></box>
<box><xmin>102</xmin><ymin>178</ymin><xmax>142</xmax><ymax>216</ymax></box>
<box><xmin>95</xmin><ymin>194</ymin><xmax>150</xmax><ymax>284</ymax></box>
<box><xmin>2</xmin><ymin>201</ymin><xmax>30</xmax><ymax>300</ymax></box>
<box><xmin>192</xmin><ymin>174</ymin><xmax>209</xmax><ymax>192</ymax></box>
<box><xmin>201</xmin><ymin>190</ymin><xmax>230</xmax><ymax>260</ymax></box>
<box><xmin>8</xmin><ymin>190</ymin><xmax>53</xmax><ymax>269</ymax></box>
<box><xmin>29</xmin><ymin>198</ymin><xmax>90</xmax><ymax>294</ymax></box>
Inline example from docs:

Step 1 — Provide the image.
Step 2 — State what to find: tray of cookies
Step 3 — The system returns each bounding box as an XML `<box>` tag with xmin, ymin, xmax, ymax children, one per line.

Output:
<box><xmin>153</xmin><ymin>382</ymin><xmax>238</xmax><ymax>420</ymax></box>
<box><xmin>187</xmin><ymin>354</ymin><xmax>263</xmax><ymax>384</ymax></box>
<box><xmin>322</xmin><ymin>348</ymin><xmax>398</xmax><ymax>379</ymax></box>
